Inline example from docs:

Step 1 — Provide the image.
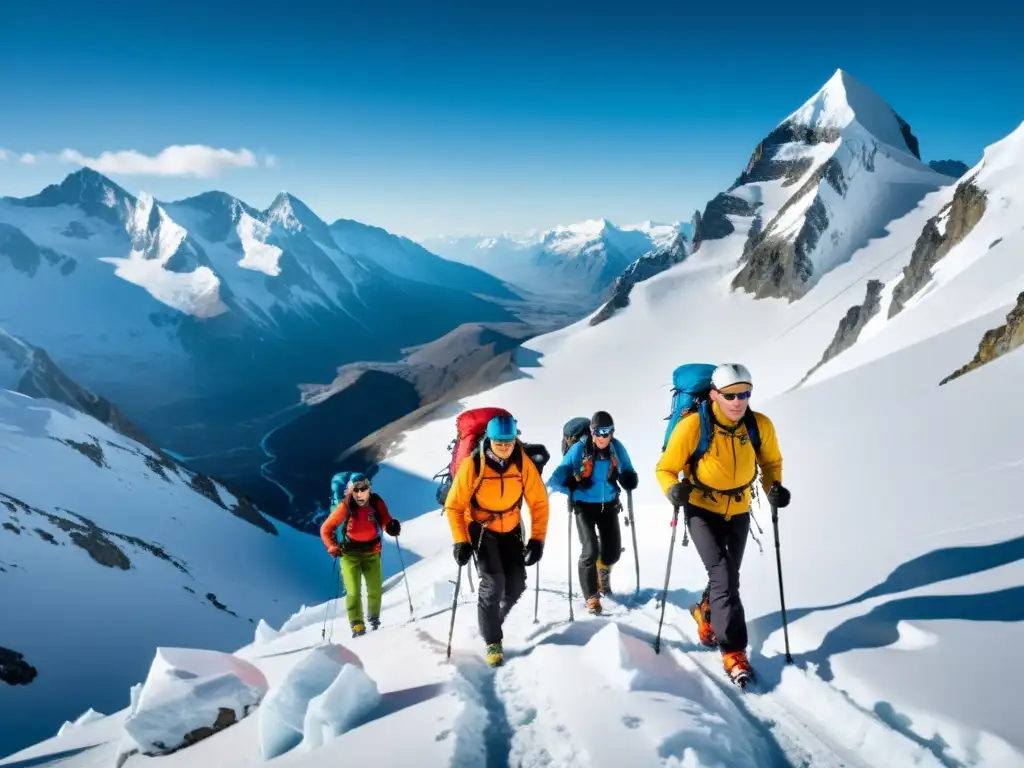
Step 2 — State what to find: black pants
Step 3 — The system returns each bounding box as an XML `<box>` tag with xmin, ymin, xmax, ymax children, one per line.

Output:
<box><xmin>470</xmin><ymin>522</ymin><xmax>526</xmax><ymax>644</ymax></box>
<box><xmin>684</xmin><ymin>503</ymin><xmax>751</xmax><ymax>652</ymax></box>
<box><xmin>574</xmin><ymin>500</ymin><xmax>622</xmax><ymax>599</ymax></box>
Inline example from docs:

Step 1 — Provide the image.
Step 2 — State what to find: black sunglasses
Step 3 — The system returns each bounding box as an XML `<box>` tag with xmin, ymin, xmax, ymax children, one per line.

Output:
<box><xmin>720</xmin><ymin>391</ymin><xmax>752</xmax><ymax>401</ymax></box>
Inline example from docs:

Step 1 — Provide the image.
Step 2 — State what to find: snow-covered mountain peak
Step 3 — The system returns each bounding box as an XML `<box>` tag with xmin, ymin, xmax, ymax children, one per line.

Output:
<box><xmin>5</xmin><ymin>168</ymin><xmax>134</xmax><ymax>228</ymax></box>
<box><xmin>266</xmin><ymin>192</ymin><xmax>308</xmax><ymax>232</ymax></box>
<box><xmin>690</xmin><ymin>70</ymin><xmax>946</xmax><ymax>302</ymax></box>
<box><xmin>783</xmin><ymin>68</ymin><xmax>920</xmax><ymax>158</ymax></box>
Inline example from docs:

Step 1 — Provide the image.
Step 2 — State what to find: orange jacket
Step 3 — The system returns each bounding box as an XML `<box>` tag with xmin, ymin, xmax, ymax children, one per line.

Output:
<box><xmin>320</xmin><ymin>493</ymin><xmax>393</xmax><ymax>553</ymax></box>
<box><xmin>445</xmin><ymin>443</ymin><xmax>549</xmax><ymax>545</ymax></box>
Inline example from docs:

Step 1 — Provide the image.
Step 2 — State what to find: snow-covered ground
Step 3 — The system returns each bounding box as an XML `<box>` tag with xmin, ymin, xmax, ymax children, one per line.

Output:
<box><xmin>0</xmin><ymin>390</ymin><xmax>336</xmax><ymax>758</ymax></box>
<box><xmin>5</xmin><ymin>117</ymin><xmax>1023</xmax><ymax>766</ymax></box>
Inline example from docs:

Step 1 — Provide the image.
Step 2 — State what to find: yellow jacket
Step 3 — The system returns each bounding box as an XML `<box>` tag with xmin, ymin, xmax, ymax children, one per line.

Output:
<box><xmin>655</xmin><ymin>403</ymin><xmax>783</xmax><ymax>519</ymax></box>
<box><xmin>445</xmin><ymin>443</ymin><xmax>550</xmax><ymax>545</ymax></box>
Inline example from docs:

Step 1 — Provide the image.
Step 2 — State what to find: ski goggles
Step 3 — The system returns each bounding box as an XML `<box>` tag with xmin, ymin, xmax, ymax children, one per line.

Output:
<box><xmin>593</xmin><ymin>426</ymin><xmax>614</xmax><ymax>437</ymax></box>
<box><xmin>720</xmin><ymin>390</ymin><xmax>752</xmax><ymax>401</ymax></box>
<box><xmin>350</xmin><ymin>479</ymin><xmax>371</xmax><ymax>492</ymax></box>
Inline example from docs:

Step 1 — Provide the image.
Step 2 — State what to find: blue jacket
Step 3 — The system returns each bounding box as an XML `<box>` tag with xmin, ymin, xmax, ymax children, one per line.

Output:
<box><xmin>549</xmin><ymin>437</ymin><xmax>635</xmax><ymax>504</ymax></box>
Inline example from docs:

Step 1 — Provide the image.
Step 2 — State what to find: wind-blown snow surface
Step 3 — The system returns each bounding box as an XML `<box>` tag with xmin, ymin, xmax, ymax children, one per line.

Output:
<box><xmin>421</xmin><ymin>219</ymin><xmax>689</xmax><ymax>300</ymax></box>
<box><xmin>9</xmin><ymin>127</ymin><xmax>1024</xmax><ymax>767</ymax></box>
<box><xmin>0</xmin><ymin>389</ymin><xmax>330</xmax><ymax>758</ymax></box>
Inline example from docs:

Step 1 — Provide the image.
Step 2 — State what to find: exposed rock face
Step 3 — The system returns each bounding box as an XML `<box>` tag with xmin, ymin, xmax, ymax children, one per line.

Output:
<box><xmin>797</xmin><ymin>279</ymin><xmax>884</xmax><ymax>386</ymax></box>
<box><xmin>691</xmin><ymin>194</ymin><xmax>758</xmax><ymax>251</ymax></box>
<box><xmin>888</xmin><ymin>178</ymin><xmax>987</xmax><ymax>318</ymax></box>
<box><xmin>940</xmin><ymin>292</ymin><xmax>1024</xmax><ymax>385</ymax></box>
<box><xmin>929</xmin><ymin>159</ymin><xmax>970</xmax><ymax>178</ymax></box>
<box><xmin>731</xmin><ymin>157</ymin><xmax>846</xmax><ymax>301</ymax></box>
<box><xmin>590</xmin><ymin>233</ymin><xmax>689</xmax><ymax>325</ymax></box>
<box><xmin>0</xmin><ymin>646</ymin><xmax>38</xmax><ymax>685</ymax></box>
<box><xmin>733</xmin><ymin>122</ymin><xmax>840</xmax><ymax>189</ymax></box>
<box><xmin>1</xmin><ymin>491</ymin><xmax>190</xmax><ymax>573</ymax></box>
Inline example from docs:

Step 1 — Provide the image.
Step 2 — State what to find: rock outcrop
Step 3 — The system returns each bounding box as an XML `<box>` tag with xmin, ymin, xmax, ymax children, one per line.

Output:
<box><xmin>0</xmin><ymin>646</ymin><xmax>38</xmax><ymax>685</ymax></box>
<box><xmin>796</xmin><ymin>280</ymin><xmax>884</xmax><ymax>386</ymax></box>
<box><xmin>888</xmin><ymin>178</ymin><xmax>987</xmax><ymax>318</ymax></box>
<box><xmin>940</xmin><ymin>292</ymin><xmax>1024</xmax><ymax>385</ymax></box>
<box><xmin>928</xmin><ymin>159</ymin><xmax>970</xmax><ymax>178</ymax></box>
<box><xmin>590</xmin><ymin>233</ymin><xmax>689</xmax><ymax>326</ymax></box>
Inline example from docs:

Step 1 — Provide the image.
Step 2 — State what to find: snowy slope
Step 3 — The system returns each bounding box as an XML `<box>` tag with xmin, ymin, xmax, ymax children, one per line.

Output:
<box><xmin>327</xmin><ymin>218</ymin><xmax>520</xmax><ymax>300</ymax></box>
<box><xmin>9</xmin><ymin>121</ymin><xmax>1024</xmax><ymax>768</ymax></box>
<box><xmin>421</xmin><ymin>219</ymin><xmax>689</xmax><ymax>300</ymax></box>
<box><xmin>0</xmin><ymin>387</ymin><xmax>336</xmax><ymax>758</ymax></box>
<box><xmin>801</xmin><ymin>120</ymin><xmax>1024</xmax><ymax>384</ymax></box>
<box><xmin>693</xmin><ymin>68</ymin><xmax>951</xmax><ymax>302</ymax></box>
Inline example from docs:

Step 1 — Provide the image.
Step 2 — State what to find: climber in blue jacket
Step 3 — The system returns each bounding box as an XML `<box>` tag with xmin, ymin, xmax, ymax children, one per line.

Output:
<box><xmin>549</xmin><ymin>411</ymin><xmax>638</xmax><ymax>614</ymax></box>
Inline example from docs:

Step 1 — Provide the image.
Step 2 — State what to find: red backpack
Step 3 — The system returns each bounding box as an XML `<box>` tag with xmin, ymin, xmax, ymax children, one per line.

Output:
<box><xmin>433</xmin><ymin>407</ymin><xmax>511</xmax><ymax>508</ymax></box>
<box><xmin>432</xmin><ymin>406</ymin><xmax>550</xmax><ymax>509</ymax></box>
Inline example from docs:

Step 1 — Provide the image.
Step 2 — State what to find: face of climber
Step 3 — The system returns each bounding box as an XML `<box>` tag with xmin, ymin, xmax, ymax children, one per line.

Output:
<box><xmin>489</xmin><ymin>438</ymin><xmax>515</xmax><ymax>460</ymax></box>
<box><xmin>350</xmin><ymin>479</ymin><xmax>372</xmax><ymax>505</ymax></box>
<box><xmin>592</xmin><ymin>425</ymin><xmax>613</xmax><ymax>450</ymax></box>
<box><xmin>712</xmin><ymin>383</ymin><xmax>752</xmax><ymax>422</ymax></box>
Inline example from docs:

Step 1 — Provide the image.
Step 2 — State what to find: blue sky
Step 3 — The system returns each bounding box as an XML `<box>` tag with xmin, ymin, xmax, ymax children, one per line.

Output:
<box><xmin>1</xmin><ymin>0</ymin><xmax>1020</xmax><ymax>240</ymax></box>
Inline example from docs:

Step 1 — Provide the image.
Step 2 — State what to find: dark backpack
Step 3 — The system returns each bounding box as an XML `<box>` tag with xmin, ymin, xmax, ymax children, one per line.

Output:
<box><xmin>662</xmin><ymin>363</ymin><xmax>761</xmax><ymax>482</ymax></box>
<box><xmin>433</xmin><ymin>407</ymin><xmax>551</xmax><ymax>508</ymax></box>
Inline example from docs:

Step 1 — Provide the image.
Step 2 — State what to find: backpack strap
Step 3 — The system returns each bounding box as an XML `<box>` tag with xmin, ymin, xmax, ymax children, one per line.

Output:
<box><xmin>469</xmin><ymin>441</ymin><xmax>526</xmax><ymax>527</ymax></box>
<box><xmin>686</xmin><ymin>401</ymin><xmax>762</xmax><ymax>503</ymax></box>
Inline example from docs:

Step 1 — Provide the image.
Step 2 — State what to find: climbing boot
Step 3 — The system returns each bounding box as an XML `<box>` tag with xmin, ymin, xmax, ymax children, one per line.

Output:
<box><xmin>369</xmin><ymin>616</ymin><xmax>381</xmax><ymax>631</ymax></box>
<box><xmin>722</xmin><ymin>650</ymin><xmax>752</xmax><ymax>686</ymax></box>
<box><xmin>586</xmin><ymin>596</ymin><xmax>602</xmax><ymax>615</ymax></box>
<box><xmin>351</xmin><ymin>621</ymin><xmax>366</xmax><ymax>637</ymax></box>
<box><xmin>485</xmin><ymin>642</ymin><xmax>504</xmax><ymax>668</ymax></box>
<box><xmin>690</xmin><ymin>592</ymin><xmax>717</xmax><ymax>648</ymax></box>
<box><xmin>596</xmin><ymin>559</ymin><xmax>612</xmax><ymax>596</ymax></box>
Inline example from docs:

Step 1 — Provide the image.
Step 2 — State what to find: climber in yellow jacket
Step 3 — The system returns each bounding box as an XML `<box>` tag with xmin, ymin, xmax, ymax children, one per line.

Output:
<box><xmin>445</xmin><ymin>413</ymin><xmax>549</xmax><ymax>668</ymax></box>
<box><xmin>655</xmin><ymin>363</ymin><xmax>790</xmax><ymax>684</ymax></box>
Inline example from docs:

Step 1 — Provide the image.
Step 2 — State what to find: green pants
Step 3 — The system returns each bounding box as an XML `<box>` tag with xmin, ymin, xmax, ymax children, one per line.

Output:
<box><xmin>340</xmin><ymin>550</ymin><xmax>382</xmax><ymax>625</ymax></box>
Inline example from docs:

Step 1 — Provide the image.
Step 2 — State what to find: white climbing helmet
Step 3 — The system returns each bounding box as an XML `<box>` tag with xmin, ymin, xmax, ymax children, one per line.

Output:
<box><xmin>711</xmin><ymin>363</ymin><xmax>753</xmax><ymax>390</ymax></box>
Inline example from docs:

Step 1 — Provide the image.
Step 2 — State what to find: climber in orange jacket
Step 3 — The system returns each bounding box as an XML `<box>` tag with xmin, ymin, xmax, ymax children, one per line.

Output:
<box><xmin>445</xmin><ymin>413</ymin><xmax>549</xmax><ymax>667</ymax></box>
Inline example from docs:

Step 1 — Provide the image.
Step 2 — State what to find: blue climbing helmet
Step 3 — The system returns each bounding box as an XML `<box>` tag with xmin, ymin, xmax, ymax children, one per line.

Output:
<box><xmin>485</xmin><ymin>414</ymin><xmax>519</xmax><ymax>442</ymax></box>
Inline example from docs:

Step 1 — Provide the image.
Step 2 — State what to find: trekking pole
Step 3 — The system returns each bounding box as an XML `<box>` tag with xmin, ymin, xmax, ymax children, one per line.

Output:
<box><xmin>771</xmin><ymin>501</ymin><xmax>793</xmax><ymax>664</ymax></box>
<box><xmin>394</xmin><ymin>536</ymin><xmax>414</xmax><ymax>618</ymax></box>
<box><xmin>322</xmin><ymin>556</ymin><xmax>340</xmax><ymax>642</ymax></box>
<box><xmin>626</xmin><ymin>490</ymin><xmax>640</xmax><ymax>596</ymax></box>
<box><xmin>446</xmin><ymin>565</ymin><xmax>462</xmax><ymax>660</ymax></box>
<box><xmin>533</xmin><ymin>563</ymin><xmax>540</xmax><ymax>623</ymax></box>
<box><xmin>566</xmin><ymin>497</ymin><xmax>575</xmax><ymax>622</ymax></box>
<box><xmin>468</xmin><ymin>555</ymin><xmax>476</xmax><ymax>594</ymax></box>
<box><xmin>654</xmin><ymin>505</ymin><xmax>680</xmax><ymax>654</ymax></box>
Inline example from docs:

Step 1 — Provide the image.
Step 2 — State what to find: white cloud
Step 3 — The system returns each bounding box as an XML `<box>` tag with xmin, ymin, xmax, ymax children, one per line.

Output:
<box><xmin>0</xmin><ymin>148</ymin><xmax>9</xmax><ymax>161</ymax></box>
<box><xmin>20</xmin><ymin>153</ymin><xmax>38</xmax><ymax>165</ymax></box>
<box><xmin>265</xmin><ymin>153</ymin><xmax>279</xmax><ymax>168</ymax></box>
<box><xmin>56</xmin><ymin>144</ymin><xmax>262</xmax><ymax>178</ymax></box>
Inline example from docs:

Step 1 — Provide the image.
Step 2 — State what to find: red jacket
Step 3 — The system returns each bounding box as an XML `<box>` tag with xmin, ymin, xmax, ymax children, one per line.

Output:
<box><xmin>320</xmin><ymin>493</ymin><xmax>393</xmax><ymax>554</ymax></box>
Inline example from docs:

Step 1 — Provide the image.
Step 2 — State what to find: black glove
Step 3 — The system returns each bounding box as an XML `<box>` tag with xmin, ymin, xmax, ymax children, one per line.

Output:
<box><xmin>453</xmin><ymin>542</ymin><xmax>473</xmax><ymax>566</ymax></box>
<box><xmin>385</xmin><ymin>518</ymin><xmax>401</xmax><ymax>536</ymax></box>
<box><xmin>575</xmin><ymin>474</ymin><xmax>593</xmax><ymax>490</ymax></box>
<box><xmin>667</xmin><ymin>480</ymin><xmax>692</xmax><ymax>507</ymax></box>
<box><xmin>618</xmin><ymin>470</ymin><xmax>638</xmax><ymax>491</ymax></box>
<box><xmin>767</xmin><ymin>483</ymin><xmax>791</xmax><ymax>508</ymax></box>
<box><xmin>563</xmin><ymin>475</ymin><xmax>579</xmax><ymax>492</ymax></box>
<box><xmin>523</xmin><ymin>539</ymin><xmax>544</xmax><ymax>566</ymax></box>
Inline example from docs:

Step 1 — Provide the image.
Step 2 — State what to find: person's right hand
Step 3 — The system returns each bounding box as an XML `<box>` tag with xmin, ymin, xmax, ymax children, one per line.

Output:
<box><xmin>667</xmin><ymin>479</ymin><xmax>692</xmax><ymax>507</ymax></box>
<box><xmin>327</xmin><ymin>545</ymin><xmax>342</xmax><ymax>558</ymax></box>
<box><xmin>453</xmin><ymin>542</ymin><xmax>473</xmax><ymax>566</ymax></box>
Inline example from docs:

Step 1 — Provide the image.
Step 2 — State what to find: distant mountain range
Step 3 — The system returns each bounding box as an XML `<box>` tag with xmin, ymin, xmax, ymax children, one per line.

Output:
<box><xmin>421</xmin><ymin>219</ymin><xmax>691</xmax><ymax>301</ymax></box>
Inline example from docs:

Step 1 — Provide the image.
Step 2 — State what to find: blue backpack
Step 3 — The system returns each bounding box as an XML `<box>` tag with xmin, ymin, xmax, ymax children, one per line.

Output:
<box><xmin>662</xmin><ymin>363</ymin><xmax>761</xmax><ymax>479</ymax></box>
